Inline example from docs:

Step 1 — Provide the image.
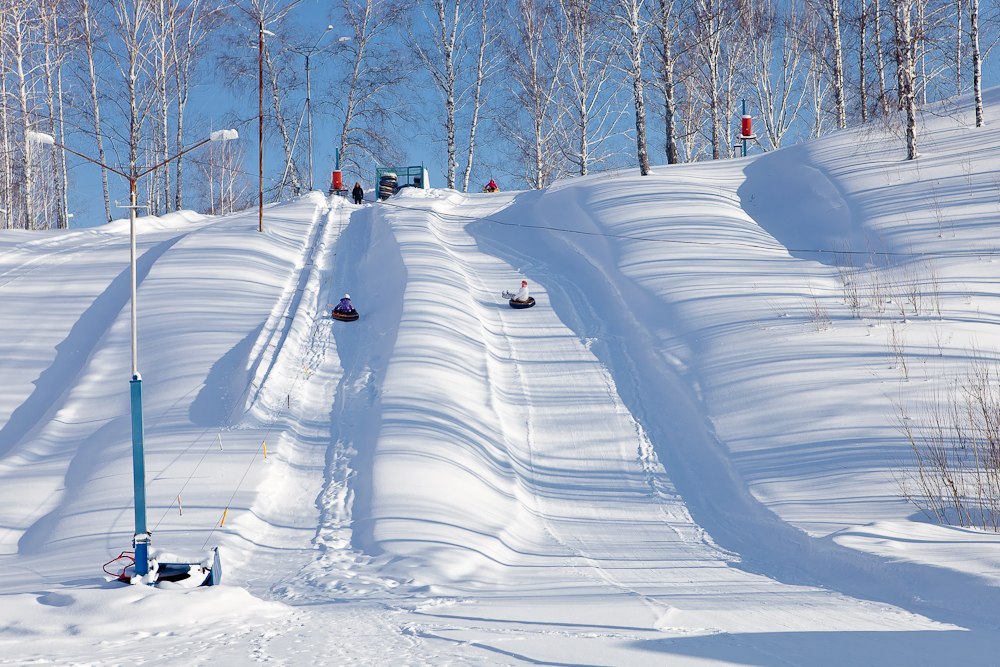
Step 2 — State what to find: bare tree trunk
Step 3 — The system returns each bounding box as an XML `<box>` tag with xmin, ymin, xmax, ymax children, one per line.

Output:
<box><xmin>40</xmin><ymin>1</ymin><xmax>70</xmax><ymax>229</ymax></box>
<box><xmin>0</xmin><ymin>23</ymin><xmax>11</xmax><ymax>230</ymax></box>
<box><xmin>12</xmin><ymin>6</ymin><xmax>36</xmax><ymax>229</ymax></box>
<box><xmin>748</xmin><ymin>0</ymin><xmax>807</xmax><ymax>149</ymax></box>
<box><xmin>874</xmin><ymin>0</ymin><xmax>890</xmax><ymax>115</ymax></box>
<box><xmin>153</xmin><ymin>0</ymin><xmax>174</xmax><ymax>214</ymax></box>
<box><xmin>336</xmin><ymin>0</ymin><xmax>405</xmax><ymax>175</ymax></box>
<box><xmin>42</xmin><ymin>5</ymin><xmax>61</xmax><ymax>228</ymax></box>
<box><xmin>56</xmin><ymin>26</ymin><xmax>70</xmax><ymax>226</ymax></box>
<box><xmin>171</xmin><ymin>0</ymin><xmax>211</xmax><ymax>210</ymax></box>
<box><xmin>461</xmin><ymin>0</ymin><xmax>494</xmax><ymax>192</ymax></box>
<box><xmin>617</xmin><ymin>0</ymin><xmax>650</xmax><ymax>173</ymax></box>
<box><xmin>829</xmin><ymin>0</ymin><xmax>846</xmax><ymax>128</ymax></box>
<box><xmin>893</xmin><ymin>0</ymin><xmax>918</xmax><ymax>159</ymax></box>
<box><xmin>264</xmin><ymin>43</ymin><xmax>303</xmax><ymax>195</ymax></box>
<box><xmin>859</xmin><ymin>0</ymin><xmax>869</xmax><ymax>122</ymax></box>
<box><xmin>411</xmin><ymin>0</ymin><xmax>464</xmax><ymax>189</ymax></box>
<box><xmin>110</xmin><ymin>0</ymin><xmax>154</xmax><ymax>185</ymax></box>
<box><xmin>505</xmin><ymin>0</ymin><xmax>563</xmax><ymax>188</ymax></box>
<box><xmin>694</xmin><ymin>0</ymin><xmax>725</xmax><ymax>159</ymax></box>
<box><xmin>337</xmin><ymin>0</ymin><xmax>372</xmax><ymax>164</ymax></box>
<box><xmin>81</xmin><ymin>0</ymin><xmax>112</xmax><ymax>223</ymax></box>
<box><xmin>970</xmin><ymin>0</ymin><xmax>983</xmax><ymax>127</ymax></box>
<box><xmin>955</xmin><ymin>0</ymin><xmax>963</xmax><ymax>95</ymax></box>
<box><xmin>418</xmin><ymin>0</ymin><xmax>462</xmax><ymax>189</ymax></box>
<box><xmin>654</xmin><ymin>0</ymin><xmax>681</xmax><ymax>164</ymax></box>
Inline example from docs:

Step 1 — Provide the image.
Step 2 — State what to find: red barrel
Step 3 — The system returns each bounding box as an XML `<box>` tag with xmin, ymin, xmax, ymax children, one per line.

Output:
<box><xmin>741</xmin><ymin>115</ymin><xmax>752</xmax><ymax>138</ymax></box>
<box><xmin>331</xmin><ymin>170</ymin><xmax>343</xmax><ymax>191</ymax></box>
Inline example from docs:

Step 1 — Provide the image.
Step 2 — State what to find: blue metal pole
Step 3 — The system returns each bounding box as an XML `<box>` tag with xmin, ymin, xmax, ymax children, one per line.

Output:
<box><xmin>130</xmin><ymin>376</ymin><xmax>149</xmax><ymax>576</ymax></box>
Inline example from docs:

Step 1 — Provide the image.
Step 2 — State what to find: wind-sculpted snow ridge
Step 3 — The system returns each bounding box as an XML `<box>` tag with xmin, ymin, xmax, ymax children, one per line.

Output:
<box><xmin>301</xmin><ymin>185</ymin><xmax>1000</xmax><ymax>666</ymax></box>
<box><xmin>9</xmin><ymin>92</ymin><xmax>1000</xmax><ymax>664</ymax></box>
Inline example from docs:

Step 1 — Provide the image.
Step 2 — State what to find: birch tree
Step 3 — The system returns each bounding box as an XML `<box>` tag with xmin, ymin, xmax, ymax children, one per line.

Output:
<box><xmin>170</xmin><ymin>0</ymin><xmax>219</xmax><ymax>210</ymax></box>
<box><xmin>109</xmin><ymin>0</ymin><xmax>154</xmax><ymax>185</ymax></box>
<box><xmin>969</xmin><ymin>0</ymin><xmax>983</xmax><ymax>126</ymax></box>
<box><xmin>264</xmin><ymin>38</ymin><xmax>304</xmax><ymax>196</ymax></box>
<box><xmin>692</xmin><ymin>0</ymin><xmax>727</xmax><ymax>159</ymax></box>
<box><xmin>651</xmin><ymin>0</ymin><xmax>686</xmax><ymax>164</ymax></box>
<box><xmin>413</xmin><ymin>0</ymin><xmax>465</xmax><ymax>189</ymax></box>
<box><xmin>335</xmin><ymin>0</ymin><xmax>407</xmax><ymax>179</ymax></box>
<box><xmin>893</xmin><ymin>0</ymin><xmax>918</xmax><ymax>158</ymax></box>
<box><xmin>748</xmin><ymin>0</ymin><xmax>808</xmax><ymax>149</ymax></box>
<box><xmin>150</xmin><ymin>0</ymin><xmax>177</xmax><ymax>214</ymax></box>
<box><xmin>0</xmin><ymin>6</ymin><xmax>11</xmax><ymax>229</ymax></box>
<box><xmin>558</xmin><ymin>0</ymin><xmax>621</xmax><ymax>174</ymax></box>
<box><xmin>614</xmin><ymin>0</ymin><xmax>651</xmax><ymax>173</ymax></box>
<box><xmin>40</xmin><ymin>0</ymin><xmax>69</xmax><ymax>228</ymax></box>
<box><xmin>857</xmin><ymin>0</ymin><xmax>871</xmax><ymax>122</ymax></box>
<box><xmin>505</xmin><ymin>0</ymin><xmax>564</xmax><ymax>188</ymax></box>
<box><xmin>80</xmin><ymin>0</ymin><xmax>112</xmax><ymax>222</ymax></box>
<box><xmin>824</xmin><ymin>0</ymin><xmax>847</xmax><ymax>128</ymax></box>
<box><xmin>8</xmin><ymin>0</ymin><xmax>42</xmax><ymax>228</ymax></box>
<box><xmin>460</xmin><ymin>0</ymin><xmax>499</xmax><ymax>191</ymax></box>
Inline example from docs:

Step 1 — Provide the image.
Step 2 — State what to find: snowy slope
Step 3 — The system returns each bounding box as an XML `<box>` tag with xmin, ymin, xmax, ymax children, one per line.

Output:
<box><xmin>4</xmin><ymin>94</ymin><xmax>1000</xmax><ymax>665</ymax></box>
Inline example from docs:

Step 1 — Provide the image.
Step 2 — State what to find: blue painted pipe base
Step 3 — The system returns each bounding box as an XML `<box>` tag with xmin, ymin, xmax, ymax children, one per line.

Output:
<box><xmin>130</xmin><ymin>377</ymin><xmax>150</xmax><ymax>577</ymax></box>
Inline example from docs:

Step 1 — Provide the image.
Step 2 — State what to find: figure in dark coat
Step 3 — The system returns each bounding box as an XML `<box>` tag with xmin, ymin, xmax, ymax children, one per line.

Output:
<box><xmin>352</xmin><ymin>182</ymin><xmax>364</xmax><ymax>204</ymax></box>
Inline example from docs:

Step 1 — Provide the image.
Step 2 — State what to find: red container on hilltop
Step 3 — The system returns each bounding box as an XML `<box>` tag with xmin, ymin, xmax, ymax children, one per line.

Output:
<box><xmin>331</xmin><ymin>170</ymin><xmax>343</xmax><ymax>191</ymax></box>
<box><xmin>741</xmin><ymin>115</ymin><xmax>752</xmax><ymax>138</ymax></box>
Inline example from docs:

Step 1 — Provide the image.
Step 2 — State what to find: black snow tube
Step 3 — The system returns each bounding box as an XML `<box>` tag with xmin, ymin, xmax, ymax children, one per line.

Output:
<box><xmin>509</xmin><ymin>297</ymin><xmax>535</xmax><ymax>309</ymax></box>
<box><xmin>332</xmin><ymin>309</ymin><xmax>360</xmax><ymax>321</ymax></box>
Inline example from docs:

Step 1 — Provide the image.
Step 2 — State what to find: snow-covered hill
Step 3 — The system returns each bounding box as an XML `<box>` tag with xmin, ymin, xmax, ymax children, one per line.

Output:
<box><xmin>4</xmin><ymin>94</ymin><xmax>1000</xmax><ymax>665</ymax></box>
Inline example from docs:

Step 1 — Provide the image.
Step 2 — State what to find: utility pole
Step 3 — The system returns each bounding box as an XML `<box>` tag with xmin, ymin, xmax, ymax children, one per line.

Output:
<box><xmin>239</xmin><ymin>0</ymin><xmax>304</xmax><ymax>233</ymax></box>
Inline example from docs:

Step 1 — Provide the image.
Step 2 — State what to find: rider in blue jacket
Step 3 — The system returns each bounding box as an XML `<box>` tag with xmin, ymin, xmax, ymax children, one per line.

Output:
<box><xmin>334</xmin><ymin>294</ymin><xmax>354</xmax><ymax>313</ymax></box>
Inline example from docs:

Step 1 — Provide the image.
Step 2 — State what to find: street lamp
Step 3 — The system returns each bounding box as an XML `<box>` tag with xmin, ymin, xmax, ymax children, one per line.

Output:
<box><xmin>289</xmin><ymin>26</ymin><xmax>346</xmax><ymax>192</ymax></box>
<box><xmin>29</xmin><ymin>128</ymin><xmax>238</xmax><ymax>585</ymax></box>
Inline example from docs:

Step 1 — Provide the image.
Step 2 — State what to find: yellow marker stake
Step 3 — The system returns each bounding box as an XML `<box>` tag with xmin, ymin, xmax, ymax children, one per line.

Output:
<box><xmin>263</xmin><ymin>441</ymin><xmax>268</xmax><ymax>459</ymax></box>
<box><xmin>220</xmin><ymin>508</ymin><xmax>228</xmax><ymax>527</ymax></box>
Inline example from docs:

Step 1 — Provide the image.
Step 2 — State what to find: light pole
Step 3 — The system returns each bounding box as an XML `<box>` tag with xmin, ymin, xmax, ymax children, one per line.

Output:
<box><xmin>29</xmin><ymin>128</ymin><xmax>238</xmax><ymax>582</ymax></box>
<box><xmin>290</xmin><ymin>26</ymin><xmax>343</xmax><ymax>192</ymax></box>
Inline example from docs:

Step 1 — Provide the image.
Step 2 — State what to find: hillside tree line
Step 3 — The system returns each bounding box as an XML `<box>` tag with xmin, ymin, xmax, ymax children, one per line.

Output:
<box><xmin>0</xmin><ymin>0</ymin><xmax>995</xmax><ymax>229</ymax></box>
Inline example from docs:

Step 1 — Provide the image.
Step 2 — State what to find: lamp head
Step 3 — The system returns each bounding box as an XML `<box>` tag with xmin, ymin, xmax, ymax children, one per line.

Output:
<box><xmin>210</xmin><ymin>129</ymin><xmax>239</xmax><ymax>142</ymax></box>
<box><xmin>26</xmin><ymin>131</ymin><xmax>55</xmax><ymax>146</ymax></box>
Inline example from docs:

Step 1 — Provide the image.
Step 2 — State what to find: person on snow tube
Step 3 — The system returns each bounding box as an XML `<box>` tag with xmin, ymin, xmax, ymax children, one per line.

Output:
<box><xmin>512</xmin><ymin>280</ymin><xmax>529</xmax><ymax>303</ymax></box>
<box><xmin>334</xmin><ymin>294</ymin><xmax>355</xmax><ymax>314</ymax></box>
<box><xmin>483</xmin><ymin>178</ymin><xmax>499</xmax><ymax>193</ymax></box>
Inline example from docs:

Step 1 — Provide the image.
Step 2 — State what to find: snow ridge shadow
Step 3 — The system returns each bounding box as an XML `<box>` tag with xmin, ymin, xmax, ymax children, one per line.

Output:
<box><xmin>0</xmin><ymin>235</ymin><xmax>184</xmax><ymax>459</ymax></box>
<box><xmin>469</xmin><ymin>184</ymin><xmax>1000</xmax><ymax>632</ymax></box>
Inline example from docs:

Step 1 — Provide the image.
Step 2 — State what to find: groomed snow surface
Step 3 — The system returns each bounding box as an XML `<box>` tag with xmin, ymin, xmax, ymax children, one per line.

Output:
<box><xmin>5</xmin><ymin>96</ymin><xmax>1000</xmax><ymax>665</ymax></box>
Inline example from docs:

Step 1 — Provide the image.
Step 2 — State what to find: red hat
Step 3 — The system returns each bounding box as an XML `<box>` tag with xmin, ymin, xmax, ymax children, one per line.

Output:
<box><xmin>521</xmin><ymin>280</ymin><xmax>527</xmax><ymax>286</ymax></box>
